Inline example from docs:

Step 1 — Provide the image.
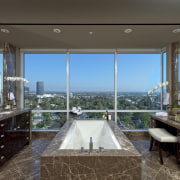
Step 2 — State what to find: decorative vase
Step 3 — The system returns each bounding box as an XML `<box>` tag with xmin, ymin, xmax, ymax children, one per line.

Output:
<box><xmin>168</xmin><ymin>108</ymin><xmax>179</xmax><ymax>116</ymax></box>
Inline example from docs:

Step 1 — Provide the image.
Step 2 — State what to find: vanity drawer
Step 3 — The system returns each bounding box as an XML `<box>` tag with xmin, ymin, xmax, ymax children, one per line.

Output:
<box><xmin>0</xmin><ymin>154</ymin><xmax>6</xmax><ymax>165</ymax></box>
<box><xmin>0</xmin><ymin>120</ymin><xmax>6</xmax><ymax>132</ymax></box>
<box><xmin>0</xmin><ymin>133</ymin><xmax>6</xmax><ymax>140</ymax></box>
<box><xmin>0</xmin><ymin>150</ymin><xmax>11</xmax><ymax>166</ymax></box>
<box><xmin>0</xmin><ymin>143</ymin><xmax>6</xmax><ymax>151</ymax></box>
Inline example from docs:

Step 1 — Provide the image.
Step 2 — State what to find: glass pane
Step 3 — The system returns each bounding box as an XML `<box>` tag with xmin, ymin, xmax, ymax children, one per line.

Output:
<box><xmin>117</xmin><ymin>112</ymin><xmax>154</xmax><ymax>129</ymax></box>
<box><xmin>24</xmin><ymin>53</ymin><xmax>67</xmax><ymax>110</ymax></box>
<box><xmin>179</xmin><ymin>53</ymin><xmax>180</xmax><ymax>97</ymax></box>
<box><xmin>70</xmin><ymin>112</ymin><xmax>115</xmax><ymax>120</ymax></box>
<box><xmin>32</xmin><ymin>112</ymin><xmax>66</xmax><ymax>129</ymax></box>
<box><xmin>4</xmin><ymin>44</ymin><xmax>16</xmax><ymax>105</ymax></box>
<box><xmin>69</xmin><ymin>53</ymin><xmax>114</xmax><ymax>110</ymax></box>
<box><xmin>0</xmin><ymin>53</ymin><xmax>3</xmax><ymax>105</ymax></box>
<box><xmin>117</xmin><ymin>54</ymin><xmax>161</xmax><ymax>110</ymax></box>
<box><xmin>163</xmin><ymin>52</ymin><xmax>168</xmax><ymax>110</ymax></box>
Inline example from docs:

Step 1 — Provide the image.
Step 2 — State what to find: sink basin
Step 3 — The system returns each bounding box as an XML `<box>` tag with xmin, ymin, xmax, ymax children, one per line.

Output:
<box><xmin>0</xmin><ymin>111</ymin><xmax>13</xmax><ymax>115</ymax></box>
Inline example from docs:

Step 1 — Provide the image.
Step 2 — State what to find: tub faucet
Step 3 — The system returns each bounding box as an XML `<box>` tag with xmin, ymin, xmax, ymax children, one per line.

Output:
<box><xmin>81</xmin><ymin>146</ymin><xmax>84</xmax><ymax>153</ymax></box>
<box><xmin>99</xmin><ymin>146</ymin><xmax>104</xmax><ymax>152</ymax></box>
<box><xmin>89</xmin><ymin>137</ymin><xmax>93</xmax><ymax>152</ymax></box>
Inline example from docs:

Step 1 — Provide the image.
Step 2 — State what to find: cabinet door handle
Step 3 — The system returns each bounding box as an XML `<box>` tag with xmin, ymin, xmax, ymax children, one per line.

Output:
<box><xmin>0</xmin><ymin>134</ymin><xmax>4</xmax><ymax>138</ymax></box>
<box><xmin>1</xmin><ymin>145</ymin><xmax>5</xmax><ymax>149</ymax></box>
<box><xmin>1</xmin><ymin>156</ymin><xmax>5</xmax><ymax>160</ymax></box>
<box><xmin>0</xmin><ymin>124</ymin><xmax>4</xmax><ymax>127</ymax></box>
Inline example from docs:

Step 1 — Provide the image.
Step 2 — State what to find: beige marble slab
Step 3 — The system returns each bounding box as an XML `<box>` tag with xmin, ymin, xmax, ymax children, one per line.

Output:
<box><xmin>151</xmin><ymin>115</ymin><xmax>180</xmax><ymax>130</ymax></box>
<box><xmin>41</xmin><ymin>120</ymin><xmax>142</xmax><ymax>180</ymax></box>
<box><xmin>0</xmin><ymin>108</ymin><xmax>31</xmax><ymax>121</ymax></box>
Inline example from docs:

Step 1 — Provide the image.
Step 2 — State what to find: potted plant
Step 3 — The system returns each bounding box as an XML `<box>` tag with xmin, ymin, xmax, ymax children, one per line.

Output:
<box><xmin>167</xmin><ymin>100</ymin><xmax>180</xmax><ymax>116</ymax></box>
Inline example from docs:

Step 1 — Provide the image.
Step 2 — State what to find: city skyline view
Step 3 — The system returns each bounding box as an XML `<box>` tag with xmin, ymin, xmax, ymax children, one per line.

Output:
<box><xmin>24</xmin><ymin>53</ymin><xmax>161</xmax><ymax>93</ymax></box>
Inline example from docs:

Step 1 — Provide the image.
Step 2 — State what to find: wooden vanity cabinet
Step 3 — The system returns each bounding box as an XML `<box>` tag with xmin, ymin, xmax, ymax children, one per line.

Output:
<box><xmin>0</xmin><ymin>110</ymin><xmax>31</xmax><ymax>166</ymax></box>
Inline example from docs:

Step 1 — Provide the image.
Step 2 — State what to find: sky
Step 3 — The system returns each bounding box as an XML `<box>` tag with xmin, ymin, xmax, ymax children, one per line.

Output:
<box><xmin>23</xmin><ymin>53</ymin><xmax>163</xmax><ymax>93</ymax></box>
<box><xmin>117</xmin><ymin>54</ymin><xmax>161</xmax><ymax>92</ymax></box>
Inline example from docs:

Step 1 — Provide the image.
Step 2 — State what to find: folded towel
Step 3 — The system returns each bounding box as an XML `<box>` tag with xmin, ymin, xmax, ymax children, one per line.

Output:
<box><xmin>156</xmin><ymin>112</ymin><xmax>168</xmax><ymax>116</ymax></box>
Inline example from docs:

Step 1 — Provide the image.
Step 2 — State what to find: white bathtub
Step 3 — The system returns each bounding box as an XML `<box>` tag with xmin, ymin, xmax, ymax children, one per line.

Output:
<box><xmin>60</xmin><ymin>120</ymin><xmax>121</xmax><ymax>150</ymax></box>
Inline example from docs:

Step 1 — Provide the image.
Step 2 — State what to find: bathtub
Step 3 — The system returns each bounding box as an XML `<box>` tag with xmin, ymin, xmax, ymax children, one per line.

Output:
<box><xmin>41</xmin><ymin>120</ymin><xmax>142</xmax><ymax>179</ymax></box>
<box><xmin>60</xmin><ymin>120</ymin><xmax>121</xmax><ymax>149</ymax></box>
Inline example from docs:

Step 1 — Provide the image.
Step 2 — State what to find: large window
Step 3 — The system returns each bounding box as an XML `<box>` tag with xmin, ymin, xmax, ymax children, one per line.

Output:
<box><xmin>69</xmin><ymin>53</ymin><xmax>114</xmax><ymax>110</ymax></box>
<box><xmin>117</xmin><ymin>112</ymin><xmax>154</xmax><ymax>129</ymax></box>
<box><xmin>117</xmin><ymin>54</ymin><xmax>161</xmax><ymax>110</ymax></box>
<box><xmin>24</xmin><ymin>53</ymin><xmax>67</xmax><ymax>129</ymax></box>
<box><xmin>24</xmin><ymin>53</ymin><xmax>67</xmax><ymax>110</ymax></box>
<box><xmin>32</xmin><ymin>112</ymin><xmax>66</xmax><ymax>129</ymax></box>
<box><xmin>24</xmin><ymin>51</ymin><xmax>163</xmax><ymax>130</ymax></box>
<box><xmin>0</xmin><ymin>53</ymin><xmax>3</xmax><ymax>105</ymax></box>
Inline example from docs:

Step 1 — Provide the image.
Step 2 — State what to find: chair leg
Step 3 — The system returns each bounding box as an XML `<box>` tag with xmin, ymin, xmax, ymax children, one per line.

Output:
<box><xmin>173</xmin><ymin>143</ymin><xmax>178</xmax><ymax>161</ymax></box>
<box><xmin>149</xmin><ymin>136</ymin><xmax>154</xmax><ymax>151</ymax></box>
<box><xmin>158</xmin><ymin>141</ymin><xmax>163</xmax><ymax>165</ymax></box>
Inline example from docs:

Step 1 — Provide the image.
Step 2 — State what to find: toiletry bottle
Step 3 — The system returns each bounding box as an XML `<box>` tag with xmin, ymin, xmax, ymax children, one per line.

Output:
<box><xmin>105</xmin><ymin>110</ymin><xmax>108</xmax><ymax>120</ymax></box>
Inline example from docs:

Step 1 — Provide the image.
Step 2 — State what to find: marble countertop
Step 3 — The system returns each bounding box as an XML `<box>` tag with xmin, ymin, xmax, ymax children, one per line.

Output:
<box><xmin>0</xmin><ymin>108</ymin><xmax>31</xmax><ymax>121</ymax></box>
<box><xmin>151</xmin><ymin>115</ymin><xmax>180</xmax><ymax>130</ymax></box>
<box><xmin>41</xmin><ymin>120</ymin><xmax>141</xmax><ymax>157</ymax></box>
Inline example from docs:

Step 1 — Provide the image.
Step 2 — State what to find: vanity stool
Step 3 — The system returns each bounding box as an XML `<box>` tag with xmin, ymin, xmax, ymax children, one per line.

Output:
<box><xmin>148</xmin><ymin>128</ymin><xmax>178</xmax><ymax>164</ymax></box>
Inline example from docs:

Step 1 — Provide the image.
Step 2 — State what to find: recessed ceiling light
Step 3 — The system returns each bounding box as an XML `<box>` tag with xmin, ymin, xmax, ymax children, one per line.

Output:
<box><xmin>89</xmin><ymin>32</ymin><xmax>93</xmax><ymax>35</ymax></box>
<box><xmin>172</xmin><ymin>29</ymin><xmax>180</xmax><ymax>34</ymax></box>
<box><xmin>1</xmin><ymin>28</ymin><xmax>10</xmax><ymax>34</ymax></box>
<box><xmin>53</xmin><ymin>28</ymin><xmax>61</xmax><ymax>33</ymax></box>
<box><xmin>124</xmin><ymin>29</ymin><xmax>133</xmax><ymax>34</ymax></box>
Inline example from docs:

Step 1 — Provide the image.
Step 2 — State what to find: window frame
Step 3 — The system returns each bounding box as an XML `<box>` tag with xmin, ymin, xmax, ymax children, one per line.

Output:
<box><xmin>21</xmin><ymin>48</ymin><xmax>163</xmax><ymax>129</ymax></box>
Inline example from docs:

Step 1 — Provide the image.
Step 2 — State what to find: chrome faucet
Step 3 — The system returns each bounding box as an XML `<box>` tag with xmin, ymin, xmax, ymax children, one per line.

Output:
<box><xmin>81</xmin><ymin>146</ymin><xmax>84</xmax><ymax>153</ymax></box>
<box><xmin>99</xmin><ymin>146</ymin><xmax>104</xmax><ymax>152</ymax></box>
<box><xmin>89</xmin><ymin>137</ymin><xmax>93</xmax><ymax>152</ymax></box>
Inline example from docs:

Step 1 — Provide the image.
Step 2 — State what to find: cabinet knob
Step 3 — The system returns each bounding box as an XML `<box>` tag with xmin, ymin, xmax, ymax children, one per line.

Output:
<box><xmin>1</xmin><ymin>145</ymin><xmax>4</xmax><ymax>149</ymax></box>
<box><xmin>0</xmin><ymin>124</ymin><xmax>4</xmax><ymax>127</ymax></box>
<box><xmin>26</xmin><ymin>122</ymin><xmax>29</xmax><ymax>124</ymax></box>
<box><xmin>1</xmin><ymin>156</ymin><xmax>5</xmax><ymax>160</ymax></box>
<box><xmin>0</xmin><ymin>134</ymin><xmax>4</xmax><ymax>138</ymax></box>
<box><xmin>26</xmin><ymin>137</ymin><xmax>29</xmax><ymax>140</ymax></box>
<box><xmin>14</xmin><ymin>128</ymin><xmax>16</xmax><ymax>130</ymax></box>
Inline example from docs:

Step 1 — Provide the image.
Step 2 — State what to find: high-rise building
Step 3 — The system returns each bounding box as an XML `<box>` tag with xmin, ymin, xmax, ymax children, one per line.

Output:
<box><xmin>24</xmin><ymin>86</ymin><xmax>30</xmax><ymax>97</ymax></box>
<box><xmin>36</xmin><ymin>81</ymin><xmax>44</xmax><ymax>95</ymax></box>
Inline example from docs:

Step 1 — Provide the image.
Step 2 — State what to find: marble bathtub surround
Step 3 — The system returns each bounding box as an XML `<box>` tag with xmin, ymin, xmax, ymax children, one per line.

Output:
<box><xmin>123</xmin><ymin>130</ymin><xmax>149</xmax><ymax>139</ymax></box>
<box><xmin>32</xmin><ymin>131</ymin><xmax>59</xmax><ymax>140</ymax></box>
<box><xmin>41</xmin><ymin>120</ymin><xmax>142</xmax><ymax>180</ymax></box>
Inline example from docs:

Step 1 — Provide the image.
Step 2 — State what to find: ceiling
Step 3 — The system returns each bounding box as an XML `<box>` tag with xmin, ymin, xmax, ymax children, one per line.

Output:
<box><xmin>0</xmin><ymin>0</ymin><xmax>180</xmax><ymax>49</ymax></box>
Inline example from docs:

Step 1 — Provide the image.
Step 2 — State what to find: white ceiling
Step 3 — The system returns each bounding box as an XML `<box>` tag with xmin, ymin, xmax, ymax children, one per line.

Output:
<box><xmin>0</xmin><ymin>0</ymin><xmax>180</xmax><ymax>49</ymax></box>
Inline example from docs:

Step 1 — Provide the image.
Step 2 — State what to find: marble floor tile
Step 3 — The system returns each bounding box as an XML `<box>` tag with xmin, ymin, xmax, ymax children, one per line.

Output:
<box><xmin>0</xmin><ymin>136</ymin><xmax>179</xmax><ymax>180</ymax></box>
<box><xmin>130</xmin><ymin>136</ymin><xmax>180</xmax><ymax>180</ymax></box>
<box><xmin>0</xmin><ymin>140</ymin><xmax>50</xmax><ymax>180</ymax></box>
